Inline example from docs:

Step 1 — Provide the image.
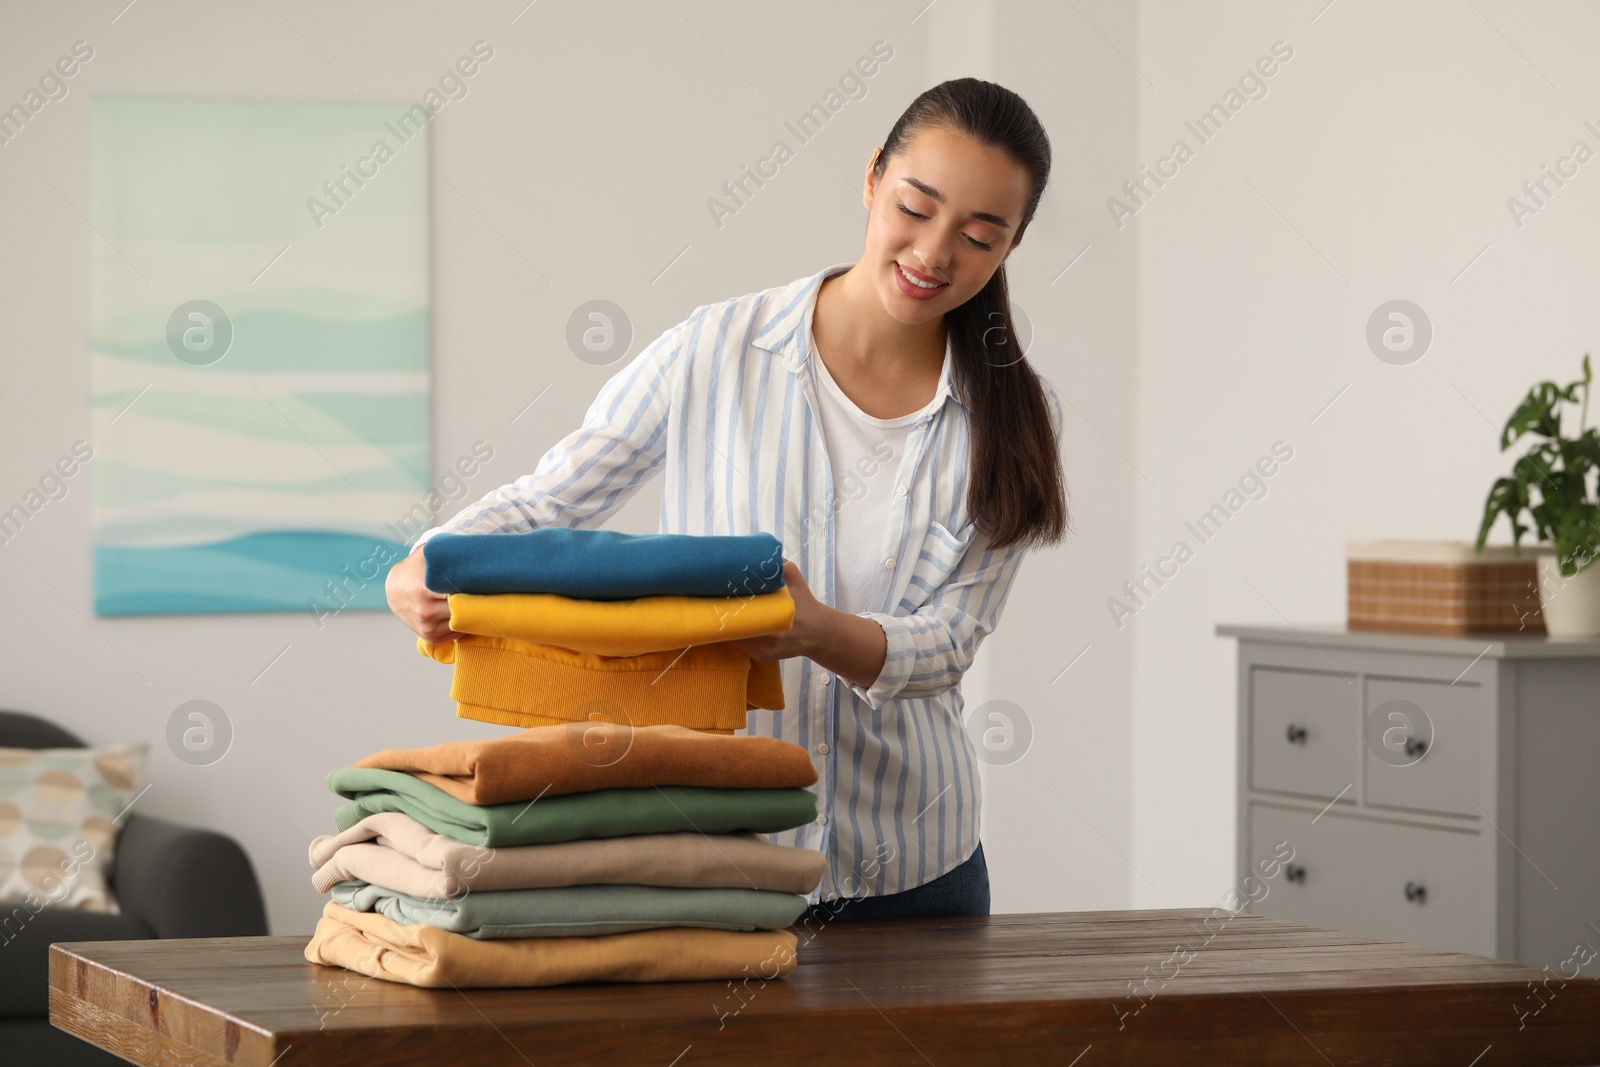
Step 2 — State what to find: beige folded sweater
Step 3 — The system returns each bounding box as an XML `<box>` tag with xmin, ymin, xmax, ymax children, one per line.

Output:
<box><xmin>308</xmin><ymin>811</ymin><xmax>826</xmax><ymax>897</ymax></box>
<box><xmin>305</xmin><ymin>900</ymin><xmax>799</xmax><ymax>988</ymax></box>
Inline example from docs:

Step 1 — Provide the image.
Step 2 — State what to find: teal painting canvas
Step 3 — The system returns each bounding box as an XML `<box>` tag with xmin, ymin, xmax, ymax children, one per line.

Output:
<box><xmin>89</xmin><ymin>99</ymin><xmax>430</xmax><ymax>616</ymax></box>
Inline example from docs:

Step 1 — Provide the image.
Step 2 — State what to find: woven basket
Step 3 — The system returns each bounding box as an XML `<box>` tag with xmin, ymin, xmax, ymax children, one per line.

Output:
<box><xmin>1347</xmin><ymin>541</ymin><xmax>1544</xmax><ymax>636</ymax></box>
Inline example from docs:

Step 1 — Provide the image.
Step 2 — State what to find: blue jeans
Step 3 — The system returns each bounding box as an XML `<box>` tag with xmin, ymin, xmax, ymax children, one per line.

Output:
<box><xmin>796</xmin><ymin>842</ymin><xmax>990</xmax><ymax>924</ymax></box>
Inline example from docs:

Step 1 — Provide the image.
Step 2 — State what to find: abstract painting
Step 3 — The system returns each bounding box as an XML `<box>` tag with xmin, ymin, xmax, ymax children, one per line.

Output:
<box><xmin>89</xmin><ymin>98</ymin><xmax>430</xmax><ymax>616</ymax></box>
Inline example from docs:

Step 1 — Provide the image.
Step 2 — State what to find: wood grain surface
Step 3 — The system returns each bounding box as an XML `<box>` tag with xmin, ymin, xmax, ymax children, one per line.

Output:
<box><xmin>48</xmin><ymin>908</ymin><xmax>1600</xmax><ymax>1066</ymax></box>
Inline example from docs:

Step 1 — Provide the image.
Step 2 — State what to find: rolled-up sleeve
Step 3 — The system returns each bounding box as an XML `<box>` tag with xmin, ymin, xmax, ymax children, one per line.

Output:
<box><xmin>411</xmin><ymin>310</ymin><xmax>698</xmax><ymax>551</ymax></box>
<box><xmin>848</xmin><ymin>374</ymin><xmax>1066</xmax><ymax>709</ymax></box>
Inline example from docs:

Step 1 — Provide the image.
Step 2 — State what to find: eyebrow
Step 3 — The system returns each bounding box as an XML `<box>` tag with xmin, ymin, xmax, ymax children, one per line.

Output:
<box><xmin>899</xmin><ymin>177</ymin><xmax>1013</xmax><ymax>229</ymax></box>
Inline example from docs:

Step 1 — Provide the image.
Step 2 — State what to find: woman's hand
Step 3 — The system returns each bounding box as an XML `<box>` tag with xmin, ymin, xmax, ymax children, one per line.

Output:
<box><xmin>731</xmin><ymin>558</ymin><xmax>888</xmax><ymax>689</ymax></box>
<box><xmin>385</xmin><ymin>547</ymin><xmax>465</xmax><ymax>644</ymax></box>
<box><xmin>730</xmin><ymin>558</ymin><xmax>829</xmax><ymax>662</ymax></box>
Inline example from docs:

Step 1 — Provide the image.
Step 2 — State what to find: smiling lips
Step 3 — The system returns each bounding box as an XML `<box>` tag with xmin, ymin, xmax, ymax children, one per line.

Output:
<box><xmin>894</xmin><ymin>261</ymin><xmax>948</xmax><ymax>299</ymax></box>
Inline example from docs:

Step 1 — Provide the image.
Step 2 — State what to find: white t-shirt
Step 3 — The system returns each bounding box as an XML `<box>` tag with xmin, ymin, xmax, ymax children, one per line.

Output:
<box><xmin>808</xmin><ymin>332</ymin><xmax>943</xmax><ymax>615</ymax></box>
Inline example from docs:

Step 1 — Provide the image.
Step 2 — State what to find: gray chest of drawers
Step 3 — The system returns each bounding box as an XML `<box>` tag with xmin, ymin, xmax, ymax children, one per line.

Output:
<box><xmin>1218</xmin><ymin>623</ymin><xmax>1600</xmax><ymax>966</ymax></box>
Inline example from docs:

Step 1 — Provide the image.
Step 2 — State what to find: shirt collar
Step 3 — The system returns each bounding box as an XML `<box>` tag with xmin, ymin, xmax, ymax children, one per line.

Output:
<box><xmin>750</xmin><ymin>262</ymin><xmax>967</xmax><ymax>412</ymax></box>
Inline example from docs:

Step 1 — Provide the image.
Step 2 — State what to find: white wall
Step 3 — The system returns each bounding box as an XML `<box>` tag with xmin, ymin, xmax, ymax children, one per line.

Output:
<box><xmin>0</xmin><ymin>0</ymin><xmax>1137</xmax><ymax>934</ymax></box>
<box><xmin>979</xmin><ymin>0</ymin><xmax>1140</xmax><ymax>914</ymax></box>
<box><xmin>1129</xmin><ymin>0</ymin><xmax>1600</xmax><ymax>906</ymax></box>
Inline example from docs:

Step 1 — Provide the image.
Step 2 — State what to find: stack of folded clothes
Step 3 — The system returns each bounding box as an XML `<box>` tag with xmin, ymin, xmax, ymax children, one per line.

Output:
<box><xmin>304</xmin><ymin>721</ymin><xmax>825</xmax><ymax>988</ymax></box>
<box><xmin>415</xmin><ymin>528</ymin><xmax>795</xmax><ymax>734</ymax></box>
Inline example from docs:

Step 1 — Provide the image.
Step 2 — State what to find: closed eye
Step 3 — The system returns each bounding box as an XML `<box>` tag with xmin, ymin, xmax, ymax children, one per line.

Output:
<box><xmin>897</xmin><ymin>203</ymin><xmax>993</xmax><ymax>251</ymax></box>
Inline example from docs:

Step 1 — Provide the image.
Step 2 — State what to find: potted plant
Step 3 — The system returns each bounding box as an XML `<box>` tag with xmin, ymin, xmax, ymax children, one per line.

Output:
<box><xmin>1475</xmin><ymin>354</ymin><xmax>1600</xmax><ymax>636</ymax></box>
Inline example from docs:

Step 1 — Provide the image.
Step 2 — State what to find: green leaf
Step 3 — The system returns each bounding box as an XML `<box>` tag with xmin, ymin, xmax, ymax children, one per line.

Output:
<box><xmin>1500</xmin><ymin>382</ymin><xmax>1561</xmax><ymax>448</ymax></box>
<box><xmin>1484</xmin><ymin>356</ymin><xmax>1599</xmax><ymax>558</ymax></box>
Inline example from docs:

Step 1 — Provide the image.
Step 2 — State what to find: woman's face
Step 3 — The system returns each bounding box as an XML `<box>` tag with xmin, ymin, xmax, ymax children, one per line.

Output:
<box><xmin>861</xmin><ymin>124</ymin><xmax>1032</xmax><ymax>326</ymax></box>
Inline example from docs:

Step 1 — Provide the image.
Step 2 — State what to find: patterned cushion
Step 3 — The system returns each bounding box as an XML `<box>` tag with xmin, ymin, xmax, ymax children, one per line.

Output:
<box><xmin>0</xmin><ymin>743</ymin><xmax>147</xmax><ymax>913</ymax></box>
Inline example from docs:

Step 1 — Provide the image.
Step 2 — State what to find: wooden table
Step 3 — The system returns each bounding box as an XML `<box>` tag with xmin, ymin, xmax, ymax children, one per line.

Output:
<box><xmin>50</xmin><ymin>908</ymin><xmax>1600</xmax><ymax>1066</ymax></box>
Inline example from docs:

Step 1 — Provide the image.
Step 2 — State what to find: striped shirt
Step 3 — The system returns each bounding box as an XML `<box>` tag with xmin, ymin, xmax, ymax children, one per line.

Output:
<box><xmin>416</xmin><ymin>262</ymin><xmax>1065</xmax><ymax>901</ymax></box>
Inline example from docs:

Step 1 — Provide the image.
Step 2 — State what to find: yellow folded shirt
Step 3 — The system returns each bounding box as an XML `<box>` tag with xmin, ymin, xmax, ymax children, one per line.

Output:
<box><xmin>418</xmin><ymin>635</ymin><xmax>784</xmax><ymax>734</ymax></box>
<box><xmin>444</xmin><ymin>586</ymin><xmax>795</xmax><ymax>656</ymax></box>
<box><xmin>305</xmin><ymin>900</ymin><xmax>799</xmax><ymax>988</ymax></box>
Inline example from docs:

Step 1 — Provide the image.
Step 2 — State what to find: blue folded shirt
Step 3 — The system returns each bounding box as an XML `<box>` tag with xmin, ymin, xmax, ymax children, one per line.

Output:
<box><xmin>422</xmin><ymin>527</ymin><xmax>786</xmax><ymax>600</ymax></box>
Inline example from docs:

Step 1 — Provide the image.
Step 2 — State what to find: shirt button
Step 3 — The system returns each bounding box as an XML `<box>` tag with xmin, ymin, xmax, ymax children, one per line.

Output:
<box><xmin>817</xmin><ymin>742</ymin><xmax>829</xmax><ymax>755</ymax></box>
<box><xmin>884</xmin><ymin>557</ymin><xmax>896</xmax><ymax>569</ymax></box>
<box><xmin>817</xmin><ymin>814</ymin><xmax>828</xmax><ymax>825</ymax></box>
<box><xmin>819</xmin><ymin>674</ymin><xmax>831</xmax><ymax>685</ymax></box>
<box><xmin>896</xmin><ymin>485</ymin><xmax>908</xmax><ymax>497</ymax></box>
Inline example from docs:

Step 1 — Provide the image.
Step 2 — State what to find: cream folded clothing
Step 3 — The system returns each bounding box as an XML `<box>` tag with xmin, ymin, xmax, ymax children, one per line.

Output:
<box><xmin>328</xmin><ymin>878</ymin><xmax>809</xmax><ymax>938</ymax></box>
<box><xmin>305</xmin><ymin>900</ymin><xmax>800</xmax><ymax>988</ymax></box>
<box><xmin>309</xmin><ymin>812</ymin><xmax>826</xmax><ymax>897</ymax></box>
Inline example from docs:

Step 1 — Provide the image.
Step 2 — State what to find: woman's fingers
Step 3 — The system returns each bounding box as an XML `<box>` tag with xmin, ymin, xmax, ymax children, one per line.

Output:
<box><xmin>419</xmin><ymin>600</ymin><xmax>470</xmax><ymax>645</ymax></box>
<box><xmin>387</xmin><ymin>547</ymin><xmax>459</xmax><ymax>641</ymax></box>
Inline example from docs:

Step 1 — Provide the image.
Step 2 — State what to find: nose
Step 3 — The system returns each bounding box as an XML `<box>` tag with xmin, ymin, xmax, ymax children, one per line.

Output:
<box><xmin>912</xmin><ymin>243</ymin><xmax>952</xmax><ymax>278</ymax></box>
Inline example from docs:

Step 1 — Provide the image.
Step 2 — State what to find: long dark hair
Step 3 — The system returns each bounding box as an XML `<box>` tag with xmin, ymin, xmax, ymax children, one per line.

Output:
<box><xmin>874</xmin><ymin>78</ymin><xmax>1067</xmax><ymax>551</ymax></box>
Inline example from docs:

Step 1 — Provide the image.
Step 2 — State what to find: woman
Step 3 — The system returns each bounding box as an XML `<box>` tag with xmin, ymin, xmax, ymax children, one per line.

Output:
<box><xmin>386</xmin><ymin>78</ymin><xmax>1068</xmax><ymax>925</ymax></box>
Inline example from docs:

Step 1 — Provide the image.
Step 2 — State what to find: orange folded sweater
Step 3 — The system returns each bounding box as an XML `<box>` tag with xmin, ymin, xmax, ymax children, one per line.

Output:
<box><xmin>418</xmin><ymin>636</ymin><xmax>783</xmax><ymax>734</ymax></box>
<box><xmin>306</xmin><ymin>900</ymin><xmax>799</xmax><ymax>988</ymax></box>
<box><xmin>352</xmin><ymin>721</ymin><xmax>816</xmax><ymax>805</ymax></box>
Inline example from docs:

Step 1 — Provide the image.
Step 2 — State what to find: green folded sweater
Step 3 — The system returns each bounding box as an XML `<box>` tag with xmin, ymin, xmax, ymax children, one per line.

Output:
<box><xmin>328</xmin><ymin>767</ymin><xmax>817</xmax><ymax>847</ymax></box>
<box><xmin>328</xmin><ymin>879</ymin><xmax>809</xmax><ymax>938</ymax></box>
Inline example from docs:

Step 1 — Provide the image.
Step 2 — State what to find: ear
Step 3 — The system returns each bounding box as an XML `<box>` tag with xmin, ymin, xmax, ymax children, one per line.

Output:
<box><xmin>862</xmin><ymin>148</ymin><xmax>883</xmax><ymax>209</ymax></box>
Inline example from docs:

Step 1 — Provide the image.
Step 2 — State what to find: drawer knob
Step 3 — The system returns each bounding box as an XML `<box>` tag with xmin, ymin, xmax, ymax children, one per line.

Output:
<box><xmin>1285</xmin><ymin>724</ymin><xmax>1308</xmax><ymax>744</ymax></box>
<box><xmin>1405</xmin><ymin>880</ymin><xmax>1427</xmax><ymax>904</ymax></box>
<box><xmin>1404</xmin><ymin>736</ymin><xmax>1428</xmax><ymax>757</ymax></box>
<box><xmin>1284</xmin><ymin>863</ymin><xmax>1305</xmax><ymax>884</ymax></box>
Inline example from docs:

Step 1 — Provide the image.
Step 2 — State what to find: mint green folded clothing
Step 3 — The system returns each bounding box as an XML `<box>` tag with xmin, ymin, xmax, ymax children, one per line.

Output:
<box><xmin>328</xmin><ymin>879</ymin><xmax>810</xmax><ymax>938</ymax></box>
<box><xmin>328</xmin><ymin>768</ymin><xmax>818</xmax><ymax>847</ymax></box>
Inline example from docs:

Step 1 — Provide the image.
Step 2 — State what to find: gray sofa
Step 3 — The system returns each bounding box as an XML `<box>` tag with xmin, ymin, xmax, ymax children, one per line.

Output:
<box><xmin>0</xmin><ymin>709</ymin><xmax>269</xmax><ymax>1066</ymax></box>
